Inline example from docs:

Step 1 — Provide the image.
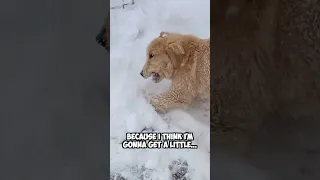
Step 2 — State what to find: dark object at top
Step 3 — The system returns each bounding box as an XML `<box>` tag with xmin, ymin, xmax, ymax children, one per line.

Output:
<box><xmin>96</xmin><ymin>27</ymin><xmax>109</xmax><ymax>52</ymax></box>
<box><xmin>96</xmin><ymin>17</ymin><xmax>110</xmax><ymax>52</ymax></box>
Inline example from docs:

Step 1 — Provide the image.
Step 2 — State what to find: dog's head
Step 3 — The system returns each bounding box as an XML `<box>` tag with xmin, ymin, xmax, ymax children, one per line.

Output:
<box><xmin>140</xmin><ymin>32</ymin><xmax>185</xmax><ymax>83</ymax></box>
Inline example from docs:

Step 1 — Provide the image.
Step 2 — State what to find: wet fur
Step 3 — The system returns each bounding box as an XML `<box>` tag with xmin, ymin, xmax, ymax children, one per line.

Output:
<box><xmin>141</xmin><ymin>32</ymin><xmax>210</xmax><ymax>113</ymax></box>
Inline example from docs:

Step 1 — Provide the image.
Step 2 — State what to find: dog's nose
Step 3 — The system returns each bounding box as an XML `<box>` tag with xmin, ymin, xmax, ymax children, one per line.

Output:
<box><xmin>140</xmin><ymin>70</ymin><xmax>144</xmax><ymax>77</ymax></box>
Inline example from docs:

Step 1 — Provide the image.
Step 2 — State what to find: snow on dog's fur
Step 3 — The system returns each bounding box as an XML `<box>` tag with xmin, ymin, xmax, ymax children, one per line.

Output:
<box><xmin>140</xmin><ymin>32</ymin><xmax>210</xmax><ymax>113</ymax></box>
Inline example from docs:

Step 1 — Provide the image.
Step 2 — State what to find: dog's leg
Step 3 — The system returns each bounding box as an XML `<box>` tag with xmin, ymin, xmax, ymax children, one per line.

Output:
<box><xmin>150</xmin><ymin>88</ymin><xmax>193</xmax><ymax>113</ymax></box>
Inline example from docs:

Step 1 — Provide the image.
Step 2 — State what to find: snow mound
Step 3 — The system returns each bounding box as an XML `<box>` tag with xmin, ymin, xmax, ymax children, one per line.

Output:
<box><xmin>110</xmin><ymin>0</ymin><xmax>210</xmax><ymax>179</ymax></box>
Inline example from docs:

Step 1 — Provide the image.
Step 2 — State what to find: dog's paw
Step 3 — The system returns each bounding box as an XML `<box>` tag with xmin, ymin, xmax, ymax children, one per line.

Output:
<box><xmin>142</xmin><ymin>91</ymin><xmax>157</xmax><ymax>101</ymax></box>
<box><xmin>150</xmin><ymin>99</ymin><xmax>167</xmax><ymax>114</ymax></box>
<box><xmin>152</xmin><ymin>105</ymin><xmax>166</xmax><ymax>114</ymax></box>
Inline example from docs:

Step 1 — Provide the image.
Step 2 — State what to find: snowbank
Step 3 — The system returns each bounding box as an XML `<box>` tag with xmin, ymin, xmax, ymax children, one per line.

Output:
<box><xmin>110</xmin><ymin>0</ymin><xmax>210</xmax><ymax>179</ymax></box>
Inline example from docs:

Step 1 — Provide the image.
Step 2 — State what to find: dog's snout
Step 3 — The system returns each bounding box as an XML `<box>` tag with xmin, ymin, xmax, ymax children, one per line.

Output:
<box><xmin>140</xmin><ymin>70</ymin><xmax>144</xmax><ymax>77</ymax></box>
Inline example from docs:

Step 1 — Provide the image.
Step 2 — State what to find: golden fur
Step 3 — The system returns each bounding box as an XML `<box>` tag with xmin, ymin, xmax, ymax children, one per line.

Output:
<box><xmin>140</xmin><ymin>32</ymin><xmax>210</xmax><ymax>113</ymax></box>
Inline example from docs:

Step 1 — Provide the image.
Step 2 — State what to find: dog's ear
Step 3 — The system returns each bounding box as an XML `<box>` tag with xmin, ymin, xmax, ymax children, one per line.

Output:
<box><xmin>159</xmin><ymin>31</ymin><xmax>169</xmax><ymax>38</ymax></box>
<box><xmin>168</xmin><ymin>42</ymin><xmax>185</xmax><ymax>55</ymax></box>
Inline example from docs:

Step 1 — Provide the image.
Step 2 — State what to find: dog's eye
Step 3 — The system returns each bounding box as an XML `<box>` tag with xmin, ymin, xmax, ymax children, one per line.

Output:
<box><xmin>149</xmin><ymin>54</ymin><xmax>154</xmax><ymax>59</ymax></box>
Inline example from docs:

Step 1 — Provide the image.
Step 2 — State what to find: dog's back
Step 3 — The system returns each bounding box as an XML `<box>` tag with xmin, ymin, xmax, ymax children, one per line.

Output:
<box><xmin>194</xmin><ymin>38</ymin><xmax>210</xmax><ymax>99</ymax></box>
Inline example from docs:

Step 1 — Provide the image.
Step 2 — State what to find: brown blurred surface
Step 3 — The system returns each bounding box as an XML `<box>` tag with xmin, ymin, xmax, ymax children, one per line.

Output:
<box><xmin>211</xmin><ymin>0</ymin><xmax>320</xmax><ymax>179</ymax></box>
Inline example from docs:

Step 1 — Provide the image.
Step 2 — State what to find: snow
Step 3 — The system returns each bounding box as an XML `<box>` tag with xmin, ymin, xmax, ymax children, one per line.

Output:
<box><xmin>110</xmin><ymin>0</ymin><xmax>210</xmax><ymax>179</ymax></box>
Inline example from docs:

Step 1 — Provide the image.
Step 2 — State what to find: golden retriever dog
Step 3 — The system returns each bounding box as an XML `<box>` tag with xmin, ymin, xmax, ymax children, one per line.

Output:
<box><xmin>140</xmin><ymin>32</ymin><xmax>210</xmax><ymax>113</ymax></box>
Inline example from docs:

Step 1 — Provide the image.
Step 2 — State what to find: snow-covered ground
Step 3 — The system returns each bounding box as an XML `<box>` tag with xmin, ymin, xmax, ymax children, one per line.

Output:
<box><xmin>110</xmin><ymin>0</ymin><xmax>210</xmax><ymax>179</ymax></box>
